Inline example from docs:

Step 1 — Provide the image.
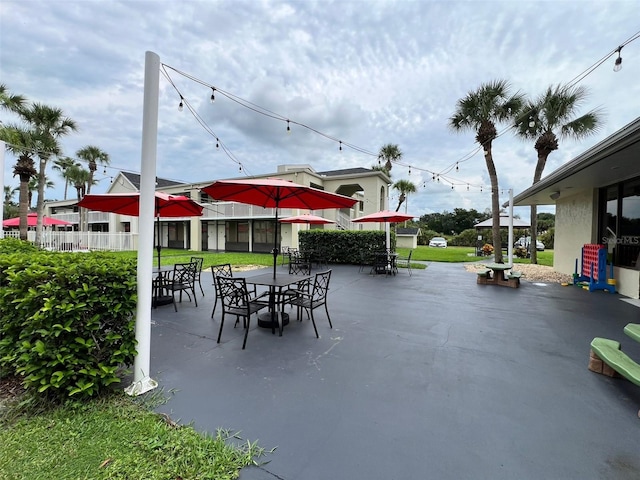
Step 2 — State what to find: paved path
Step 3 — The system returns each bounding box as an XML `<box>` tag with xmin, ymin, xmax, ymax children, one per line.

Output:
<box><xmin>151</xmin><ymin>262</ymin><xmax>640</xmax><ymax>480</ymax></box>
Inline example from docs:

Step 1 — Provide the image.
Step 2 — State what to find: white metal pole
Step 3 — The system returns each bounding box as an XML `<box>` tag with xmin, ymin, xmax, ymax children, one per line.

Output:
<box><xmin>508</xmin><ymin>188</ymin><xmax>514</xmax><ymax>265</ymax></box>
<box><xmin>0</xmin><ymin>141</ymin><xmax>5</xmax><ymax>238</ymax></box>
<box><xmin>126</xmin><ymin>51</ymin><xmax>160</xmax><ymax>396</ymax></box>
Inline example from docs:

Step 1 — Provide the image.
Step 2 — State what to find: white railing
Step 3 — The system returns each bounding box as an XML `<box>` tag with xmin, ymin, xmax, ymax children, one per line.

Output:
<box><xmin>201</xmin><ymin>202</ymin><xmax>296</xmax><ymax>220</ymax></box>
<box><xmin>2</xmin><ymin>231</ymin><xmax>138</xmax><ymax>252</ymax></box>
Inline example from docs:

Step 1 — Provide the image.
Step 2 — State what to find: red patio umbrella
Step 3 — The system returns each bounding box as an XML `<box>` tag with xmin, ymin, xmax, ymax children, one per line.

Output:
<box><xmin>77</xmin><ymin>191</ymin><xmax>203</xmax><ymax>267</ymax></box>
<box><xmin>279</xmin><ymin>213</ymin><xmax>335</xmax><ymax>225</ymax></box>
<box><xmin>3</xmin><ymin>212</ymin><xmax>72</xmax><ymax>227</ymax></box>
<box><xmin>353</xmin><ymin>210</ymin><xmax>415</xmax><ymax>251</ymax></box>
<box><xmin>201</xmin><ymin>178</ymin><xmax>357</xmax><ymax>278</ymax></box>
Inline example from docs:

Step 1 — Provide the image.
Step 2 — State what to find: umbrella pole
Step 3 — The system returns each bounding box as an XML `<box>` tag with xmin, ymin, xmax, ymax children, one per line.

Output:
<box><xmin>272</xmin><ymin>208</ymin><xmax>279</xmax><ymax>279</ymax></box>
<box><xmin>155</xmin><ymin>215</ymin><xmax>161</xmax><ymax>270</ymax></box>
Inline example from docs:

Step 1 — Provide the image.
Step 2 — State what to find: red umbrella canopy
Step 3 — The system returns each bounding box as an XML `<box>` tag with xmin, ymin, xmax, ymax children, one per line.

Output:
<box><xmin>3</xmin><ymin>213</ymin><xmax>72</xmax><ymax>227</ymax></box>
<box><xmin>77</xmin><ymin>191</ymin><xmax>203</xmax><ymax>217</ymax></box>
<box><xmin>279</xmin><ymin>214</ymin><xmax>335</xmax><ymax>224</ymax></box>
<box><xmin>200</xmin><ymin>178</ymin><xmax>358</xmax><ymax>210</ymax></box>
<box><xmin>353</xmin><ymin>210</ymin><xmax>415</xmax><ymax>223</ymax></box>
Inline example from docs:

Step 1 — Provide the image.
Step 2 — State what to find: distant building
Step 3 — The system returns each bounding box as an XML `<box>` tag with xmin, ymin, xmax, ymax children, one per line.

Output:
<box><xmin>396</xmin><ymin>227</ymin><xmax>421</xmax><ymax>249</ymax></box>
<box><xmin>44</xmin><ymin>165</ymin><xmax>392</xmax><ymax>253</ymax></box>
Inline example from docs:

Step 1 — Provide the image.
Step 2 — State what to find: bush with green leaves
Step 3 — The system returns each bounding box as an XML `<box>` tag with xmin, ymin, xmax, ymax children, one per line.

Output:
<box><xmin>0</xmin><ymin>237</ymin><xmax>40</xmax><ymax>254</ymax></box>
<box><xmin>0</xmin><ymin>248</ymin><xmax>138</xmax><ymax>400</ymax></box>
<box><xmin>299</xmin><ymin>229</ymin><xmax>390</xmax><ymax>263</ymax></box>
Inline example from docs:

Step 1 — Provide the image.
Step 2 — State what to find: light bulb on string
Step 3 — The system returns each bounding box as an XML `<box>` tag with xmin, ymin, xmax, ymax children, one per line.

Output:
<box><xmin>286</xmin><ymin>120</ymin><xmax>291</xmax><ymax>134</ymax></box>
<box><xmin>215</xmin><ymin>138</ymin><xmax>219</xmax><ymax>149</ymax></box>
<box><xmin>339</xmin><ymin>141</ymin><xmax>342</xmax><ymax>151</ymax></box>
<box><xmin>467</xmin><ymin>184</ymin><xmax>470</xmax><ymax>191</ymax></box>
<box><xmin>614</xmin><ymin>46</ymin><xmax>623</xmax><ymax>72</ymax></box>
<box><xmin>455</xmin><ymin>162</ymin><xmax>459</xmax><ymax>172</ymax></box>
<box><xmin>239</xmin><ymin>164</ymin><xmax>242</xmax><ymax>173</ymax></box>
<box><xmin>408</xmin><ymin>166</ymin><xmax>411</xmax><ymax>176</ymax></box>
<box><xmin>528</xmin><ymin>116</ymin><xmax>535</xmax><ymax>128</ymax></box>
<box><xmin>210</xmin><ymin>87</ymin><xmax>216</xmax><ymax>103</ymax></box>
<box><xmin>178</xmin><ymin>95</ymin><xmax>184</xmax><ymax>112</ymax></box>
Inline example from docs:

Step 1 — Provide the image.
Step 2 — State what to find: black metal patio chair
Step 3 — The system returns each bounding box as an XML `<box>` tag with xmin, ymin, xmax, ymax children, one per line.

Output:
<box><xmin>216</xmin><ymin>276</ymin><xmax>268</xmax><ymax>349</ymax></box>
<box><xmin>190</xmin><ymin>256</ymin><xmax>205</xmax><ymax>296</ymax></box>
<box><xmin>288</xmin><ymin>269</ymin><xmax>332</xmax><ymax>338</ymax></box>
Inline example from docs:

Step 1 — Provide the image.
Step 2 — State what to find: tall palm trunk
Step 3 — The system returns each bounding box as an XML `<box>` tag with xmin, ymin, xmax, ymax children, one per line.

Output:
<box><xmin>484</xmin><ymin>148</ymin><xmax>503</xmax><ymax>263</ymax></box>
<box><xmin>18</xmin><ymin>175</ymin><xmax>30</xmax><ymax>241</ymax></box>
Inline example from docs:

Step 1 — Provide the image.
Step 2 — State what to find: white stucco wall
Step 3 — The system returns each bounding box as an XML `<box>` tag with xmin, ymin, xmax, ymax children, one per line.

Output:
<box><xmin>554</xmin><ymin>188</ymin><xmax>640</xmax><ymax>298</ymax></box>
<box><xmin>554</xmin><ymin>189</ymin><xmax>597</xmax><ymax>275</ymax></box>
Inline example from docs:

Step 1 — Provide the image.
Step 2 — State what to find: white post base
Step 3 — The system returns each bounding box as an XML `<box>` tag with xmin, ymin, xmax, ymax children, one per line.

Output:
<box><xmin>124</xmin><ymin>376</ymin><xmax>158</xmax><ymax>396</ymax></box>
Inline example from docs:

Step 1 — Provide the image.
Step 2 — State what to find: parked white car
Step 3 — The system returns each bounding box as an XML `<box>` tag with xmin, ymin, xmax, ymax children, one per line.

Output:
<box><xmin>515</xmin><ymin>236</ymin><xmax>545</xmax><ymax>251</ymax></box>
<box><xmin>429</xmin><ymin>236</ymin><xmax>448</xmax><ymax>248</ymax></box>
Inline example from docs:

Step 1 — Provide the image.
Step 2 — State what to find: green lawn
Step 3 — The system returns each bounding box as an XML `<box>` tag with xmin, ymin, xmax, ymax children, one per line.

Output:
<box><xmin>396</xmin><ymin>246</ymin><xmax>554</xmax><ymax>266</ymax></box>
<box><xmin>115</xmin><ymin>246</ymin><xmax>553</xmax><ymax>268</ymax></box>
<box><xmin>0</xmin><ymin>393</ymin><xmax>265</xmax><ymax>479</ymax></box>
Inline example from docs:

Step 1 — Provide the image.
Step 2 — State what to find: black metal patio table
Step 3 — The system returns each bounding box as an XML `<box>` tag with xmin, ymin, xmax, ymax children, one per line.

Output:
<box><xmin>239</xmin><ymin>272</ymin><xmax>311</xmax><ymax>336</ymax></box>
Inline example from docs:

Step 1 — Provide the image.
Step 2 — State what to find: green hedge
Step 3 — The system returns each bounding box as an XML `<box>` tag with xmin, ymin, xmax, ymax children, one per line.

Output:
<box><xmin>0</xmin><ymin>243</ymin><xmax>138</xmax><ymax>400</ymax></box>
<box><xmin>299</xmin><ymin>230</ymin><xmax>393</xmax><ymax>263</ymax></box>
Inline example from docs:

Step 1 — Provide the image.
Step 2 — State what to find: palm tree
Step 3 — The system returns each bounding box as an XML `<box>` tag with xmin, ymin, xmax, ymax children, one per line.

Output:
<box><xmin>515</xmin><ymin>84</ymin><xmax>602</xmax><ymax>263</ymax></box>
<box><xmin>76</xmin><ymin>145</ymin><xmax>110</xmax><ymax>194</ymax></box>
<box><xmin>0</xmin><ymin>84</ymin><xmax>26</xmax><ymax>112</ymax></box>
<box><xmin>450</xmin><ymin>80</ymin><xmax>525</xmax><ymax>263</ymax></box>
<box><xmin>28</xmin><ymin>176</ymin><xmax>54</xmax><ymax>209</ymax></box>
<box><xmin>393</xmin><ymin>179</ymin><xmax>417</xmax><ymax>212</ymax></box>
<box><xmin>52</xmin><ymin>156</ymin><xmax>79</xmax><ymax>200</ymax></box>
<box><xmin>67</xmin><ymin>164</ymin><xmax>92</xmax><ymax>231</ymax></box>
<box><xmin>3</xmin><ymin>185</ymin><xmax>19</xmax><ymax>220</ymax></box>
<box><xmin>20</xmin><ymin>103</ymin><xmax>77</xmax><ymax>244</ymax></box>
<box><xmin>0</xmin><ymin>127</ymin><xmax>39</xmax><ymax>240</ymax></box>
<box><xmin>377</xmin><ymin>144</ymin><xmax>402</xmax><ymax>176</ymax></box>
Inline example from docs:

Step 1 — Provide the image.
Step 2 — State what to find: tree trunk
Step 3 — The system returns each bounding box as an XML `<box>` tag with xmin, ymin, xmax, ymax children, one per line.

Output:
<box><xmin>484</xmin><ymin>147</ymin><xmax>503</xmax><ymax>263</ymax></box>
<box><xmin>530</xmin><ymin>205</ymin><xmax>538</xmax><ymax>264</ymax></box>
<box><xmin>529</xmin><ymin>150</ymin><xmax>549</xmax><ymax>265</ymax></box>
<box><xmin>18</xmin><ymin>174</ymin><xmax>30</xmax><ymax>241</ymax></box>
<box><xmin>35</xmin><ymin>158</ymin><xmax>47</xmax><ymax>246</ymax></box>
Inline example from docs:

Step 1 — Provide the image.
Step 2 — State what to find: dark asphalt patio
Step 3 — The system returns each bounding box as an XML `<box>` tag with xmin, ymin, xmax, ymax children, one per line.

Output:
<box><xmin>151</xmin><ymin>261</ymin><xmax>640</xmax><ymax>480</ymax></box>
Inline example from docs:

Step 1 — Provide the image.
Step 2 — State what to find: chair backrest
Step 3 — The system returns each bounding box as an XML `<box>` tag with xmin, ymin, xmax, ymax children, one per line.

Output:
<box><xmin>216</xmin><ymin>276</ymin><xmax>250</xmax><ymax>311</ymax></box>
<box><xmin>311</xmin><ymin>269</ymin><xmax>331</xmax><ymax>303</ymax></box>
<box><xmin>211</xmin><ymin>263</ymin><xmax>233</xmax><ymax>279</ymax></box>
<box><xmin>172</xmin><ymin>262</ymin><xmax>197</xmax><ymax>286</ymax></box>
<box><xmin>190</xmin><ymin>256</ymin><xmax>204</xmax><ymax>274</ymax></box>
<box><xmin>289</xmin><ymin>252</ymin><xmax>311</xmax><ymax>275</ymax></box>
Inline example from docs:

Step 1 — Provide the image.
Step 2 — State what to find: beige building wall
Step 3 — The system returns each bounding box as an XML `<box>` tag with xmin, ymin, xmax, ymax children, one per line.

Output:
<box><xmin>555</xmin><ymin>188</ymin><xmax>640</xmax><ymax>298</ymax></box>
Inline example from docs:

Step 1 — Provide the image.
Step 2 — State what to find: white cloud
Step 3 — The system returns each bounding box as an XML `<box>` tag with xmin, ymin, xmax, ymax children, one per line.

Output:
<box><xmin>1</xmin><ymin>0</ymin><xmax>639</xmax><ymax>215</ymax></box>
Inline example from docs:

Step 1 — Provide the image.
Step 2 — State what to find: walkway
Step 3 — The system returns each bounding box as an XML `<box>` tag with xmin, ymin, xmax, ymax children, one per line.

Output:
<box><xmin>151</xmin><ymin>262</ymin><xmax>640</xmax><ymax>480</ymax></box>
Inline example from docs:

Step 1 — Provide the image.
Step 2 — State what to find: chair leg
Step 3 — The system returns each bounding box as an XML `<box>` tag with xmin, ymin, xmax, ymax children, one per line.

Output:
<box><xmin>324</xmin><ymin>303</ymin><xmax>333</xmax><ymax>329</ymax></box>
<box><xmin>198</xmin><ymin>280</ymin><xmax>204</xmax><ymax>296</ymax></box>
<box><xmin>242</xmin><ymin>316</ymin><xmax>250</xmax><ymax>349</ymax></box>
<box><xmin>309</xmin><ymin>309</ymin><xmax>319</xmax><ymax>338</ymax></box>
<box><xmin>211</xmin><ymin>297</ymin><xmax>218</xmax><ymax>318</ymax></box>
<box><xmin>217</xmin><ymin>313</ymin><xmax>225</xmax><ymax>343</ymax></box>
<box><xmin>192</xmin><ymin>287</ymin><xmax>198</xmax><ymax>307</ymax></box>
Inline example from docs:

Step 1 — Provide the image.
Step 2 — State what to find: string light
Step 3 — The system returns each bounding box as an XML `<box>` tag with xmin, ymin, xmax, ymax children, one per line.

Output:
<box><xmin>210</xmin><ymin>87</ymin><xmax>216</xmax><ymax>103</ymax></box>
<box><xmin>216</xmin><ymin>138</ymin><xmax>219</xmax><ymax>149</ymax></box>
<box><xmin>159</xmin><ymin>31</ymin><xmax>640</xmax><ymax>192</ymax></box>
<box><xmin>614</xmin><ymin>46</ymin><xmax>623</xmax><ymax>72</ymax></box>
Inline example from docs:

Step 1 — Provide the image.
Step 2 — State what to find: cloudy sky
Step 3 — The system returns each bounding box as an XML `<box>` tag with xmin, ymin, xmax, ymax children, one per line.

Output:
<box><xmin>1</xmin><ymin>0</ymin><xmax>639</xmax><ymax>220</ymax></box>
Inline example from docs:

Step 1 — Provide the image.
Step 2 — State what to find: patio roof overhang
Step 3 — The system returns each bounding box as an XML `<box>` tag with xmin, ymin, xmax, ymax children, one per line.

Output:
<box><xmin>511</xmin><ymin>116</ymin><xmax>640</xmax><ymax>207</ymax></box>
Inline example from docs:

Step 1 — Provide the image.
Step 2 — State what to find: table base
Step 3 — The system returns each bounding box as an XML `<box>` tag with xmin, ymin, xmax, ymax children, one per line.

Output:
<box><xmin>258</xmin><ymin>312</ymin><xmax>290</xmax><ymax>328</ymax></box>
<box><xmin>153</xmin><ymin>295</ymin><xmax>173</xmax><ymax>307</ymax></box>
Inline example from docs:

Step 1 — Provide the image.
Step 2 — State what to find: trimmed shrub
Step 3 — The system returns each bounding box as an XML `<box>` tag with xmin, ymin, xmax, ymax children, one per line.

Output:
<box><xmin>0</xmin><ymin>247</ymin><xmax>138</xmax><ymax>400</ymax></box>
<box><xmin>299</xmin><ymin>230</ymin><xmax>390</xmax><ymax>263</ymax></box>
